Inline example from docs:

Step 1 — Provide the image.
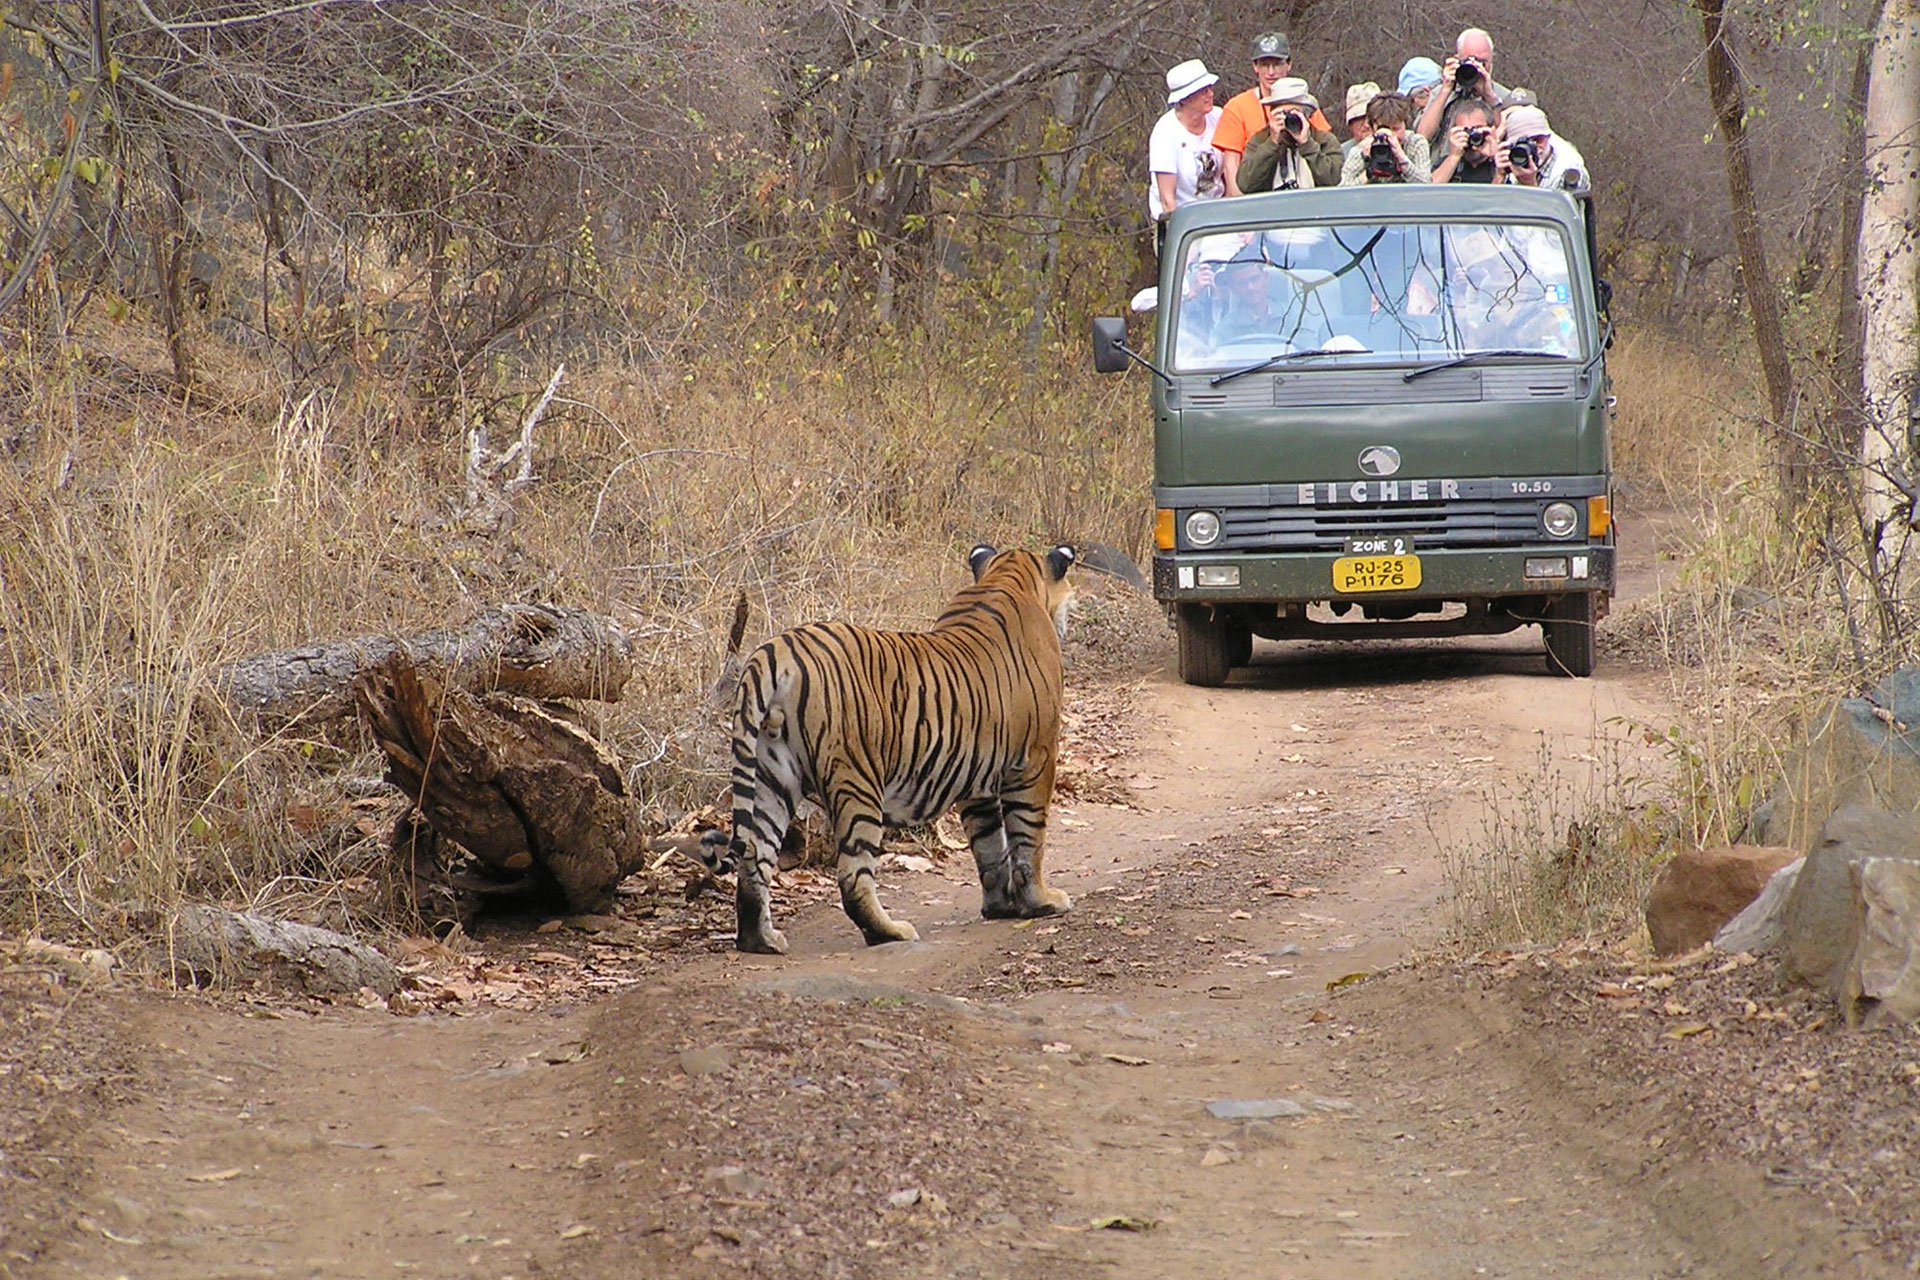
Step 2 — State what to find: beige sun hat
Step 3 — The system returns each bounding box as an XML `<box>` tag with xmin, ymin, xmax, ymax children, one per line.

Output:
<box><xmin>1259</xmin><ymin>75</ymin><xmax>1317</xmax><ymax>109</ymax></box>
<box><xmin>1344</xmin><ymin>81</ymin><xmax>1381</xmax><ymax>122</ymax></box>
<box><xmin>1501</xmin><ymin>104</ymin><xmax>1553</xmax><ymax>141</ymax></box>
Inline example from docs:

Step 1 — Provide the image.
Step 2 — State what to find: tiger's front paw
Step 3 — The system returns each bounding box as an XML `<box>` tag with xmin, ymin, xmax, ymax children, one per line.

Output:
<box><xmin>738</xmin><ymin>925</ymin><xmax>789</xmax><ymax>955</ymax></box>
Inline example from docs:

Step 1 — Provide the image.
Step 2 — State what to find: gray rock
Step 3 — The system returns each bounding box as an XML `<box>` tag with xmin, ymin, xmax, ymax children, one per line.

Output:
<box><xmin>1712</xmin><ymin>857</ymin><xmax>1803</xmax><ymax>955</ymax></box>
<box><xmin>703</xmin><ymin>1164</ymin><xmax>769</xmax><ymax>1196</ymax></box>
<box><xmin>1779</xmin><ymin>807</ymin><xmax>1920</xmax><ymax>995</ymax></box>
<box><xmin>1206</xmin><ymin>1098</ymin><xmax>1310</xmax><ymax>1120</ymax></box>
<box><xmin>1842</xmin><ymin>858</ymin><xmax>1920</xmax><ymax>1027</ymax></box>
<box><xmin>677</xmin><ymin>1046</ymin><xmax>733</xmax><ymax>1076</ymax></box>
<box><xmin>1756</xmin><ymin>667</ymin><xmax>1920</xmax><ymax>852</ymax></box>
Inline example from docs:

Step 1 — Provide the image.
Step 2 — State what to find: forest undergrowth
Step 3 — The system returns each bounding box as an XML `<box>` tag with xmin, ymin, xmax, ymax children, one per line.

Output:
<box><xmin>1443</xmin><ymin>325</ymin><xmax>1917</xmax><ymax>949</ymax></box>
<box><xmin>1</xmin><ymin>294</ymin><xmax>1906</xmax><ymax>961</ymax></box>
<box><xmin>0</xmin><ymin>299</ymin><xmax>1150</xmax><ymax>955</ymax></box>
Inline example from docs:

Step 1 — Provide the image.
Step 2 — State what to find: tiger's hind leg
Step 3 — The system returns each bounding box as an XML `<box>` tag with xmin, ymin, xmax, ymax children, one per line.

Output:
<box><xmin>960</xmin><ymin>797</ymin><xmax>1022</xmax><ymax>919</ymax></box>
<box><xmin>830</xmin><ymin>792</ymin><xmax>919</xmax><ymax>946</ymax></box>
<box><xmin>731</xmin><ymin>739</ymin><xmax>802</xmax><ymax>955</ymax></box>
<box><xmin>999</xmin><ymin>779</ymin><xmax>1072</xmax><ymax>918</ymax></box>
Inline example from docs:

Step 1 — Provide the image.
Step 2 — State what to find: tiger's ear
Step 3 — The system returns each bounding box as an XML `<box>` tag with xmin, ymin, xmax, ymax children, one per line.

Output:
<box><xmin>1045</xmin><ymin>545</ymin><xmax>1076</xmax><ymax>581</ymax></box>
<box><xmin>968</xmin><ymin>544</ymin><xmax>997</xmax><ymax>580</ymax></box>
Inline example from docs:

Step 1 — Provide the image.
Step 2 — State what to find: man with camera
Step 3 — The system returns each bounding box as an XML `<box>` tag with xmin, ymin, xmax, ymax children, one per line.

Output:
<box><xmin>1429</xmin><ymin>100</ymin><xmax>1505</xmax><ymax>183</ymax></box>
<box><xmin>1416</xmin><ymin>27</ymin><xmax>1509</xmax><ymax>148</ymax></box>
<box><xmin>1338</xmin><ymin>92</ymin><xmax>1431</xmax><ymax>185</ymax></box>
<box><xmin>1235</xmin><ymin>78</ymin><xmax>1343</xmax><ymax>192</ymax></box>
<box><xmin>1500</xmin><ymin>105</ymin><xmax>1590</xmax><ymax>191</ymax></box>
<box><xmin>1213</xmin><ymin>32</ymin><xmax>1336</xmax><ymax>196</ymax></box>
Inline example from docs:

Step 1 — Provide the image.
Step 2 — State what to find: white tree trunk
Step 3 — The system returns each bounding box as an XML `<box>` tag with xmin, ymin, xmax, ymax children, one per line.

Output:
<box><xmin>1857</xmin><ymin>0</ymin><xmax>1920</xmax><ymax>558</ymax></box>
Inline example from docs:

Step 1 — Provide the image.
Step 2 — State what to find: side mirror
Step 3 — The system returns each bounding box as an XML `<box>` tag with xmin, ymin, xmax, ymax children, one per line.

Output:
<box><xmin>1091</xmin><ymin>317</ymin><xmax>1130</xmax><ymax>374</ymax></box>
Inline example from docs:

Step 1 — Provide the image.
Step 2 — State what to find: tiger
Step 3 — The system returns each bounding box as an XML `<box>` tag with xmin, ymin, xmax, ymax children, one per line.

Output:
<box><xmin>700</xmin><ymin>544</ymin><xmax>1077</xmax><ymax>954</ymax></box>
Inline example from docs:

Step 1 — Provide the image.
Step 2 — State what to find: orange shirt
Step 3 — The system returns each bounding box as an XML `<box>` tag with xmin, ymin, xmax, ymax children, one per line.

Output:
<box><xmin>1211</xmin><ymin>87</ymin><xmax>1334</xmax><ymax>156</ymax></box>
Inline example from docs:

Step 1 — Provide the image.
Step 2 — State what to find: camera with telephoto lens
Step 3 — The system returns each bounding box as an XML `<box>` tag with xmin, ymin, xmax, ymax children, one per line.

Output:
<box><xmin>1282</xmin><ymin>110</ymin><xmax>1306</xmax><ymax>135</ymax></box>
<box><xmin>1507</xmin><ymin>138</ymin><xmax>1538</xmax><ymax>170</ymax></box>
<box><xmin>1366</xmin><ymin>134</ymin><xmax>1398</xmax><ymax>179</ymax></box>
<box><xmin>1456</xmin><ymin>58</ymin><xmax>1483</xmax><ymax>87</ymax></box>
<box><xmin>1465</xmin><ymin>125</ymin><xmax>1491</xmax><ymax>149</ymax></box>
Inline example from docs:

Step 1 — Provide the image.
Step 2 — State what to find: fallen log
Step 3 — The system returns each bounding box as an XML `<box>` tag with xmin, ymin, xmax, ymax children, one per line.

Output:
<box><xmin>2</xmin><ymin>603</ymin><xmax>634</xmax><ymax>735</ymax></box>
<box><xmin>354</xmin><ymin>652</ymin><xmax>653</xmax><ymax>914</ymax></box>
<box><xmin>168</xmin><ymin>905</ymin><xmax>398</xmax><ymax>997</ymax></box>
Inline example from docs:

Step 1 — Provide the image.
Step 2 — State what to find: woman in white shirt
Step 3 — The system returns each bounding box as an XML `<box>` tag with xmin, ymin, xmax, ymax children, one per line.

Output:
<box><xmin>1149</xmin><ymin>59</ymin><xmax>1225</xmax><ymax>239</ymax></box>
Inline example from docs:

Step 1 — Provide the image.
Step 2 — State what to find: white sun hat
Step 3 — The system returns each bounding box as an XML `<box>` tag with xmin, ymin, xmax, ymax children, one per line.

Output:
<box><xmin>1165</xmin><ymin>59</ymin><xmax>1219</xmax><ymax>104</ymax></box>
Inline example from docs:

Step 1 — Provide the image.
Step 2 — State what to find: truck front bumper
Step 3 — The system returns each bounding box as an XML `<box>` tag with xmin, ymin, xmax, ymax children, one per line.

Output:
<box><xmin>1151</xmin><ymin>544</ymin><xmax>1616</xmax><ymax>603</ymax></box>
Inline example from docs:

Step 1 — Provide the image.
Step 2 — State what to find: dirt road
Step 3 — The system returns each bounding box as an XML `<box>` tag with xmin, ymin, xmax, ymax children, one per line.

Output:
<box><xmin>13</xmin><ymin>513</ymin><xmax>1893</xmax><ymax>1279</ymax></box>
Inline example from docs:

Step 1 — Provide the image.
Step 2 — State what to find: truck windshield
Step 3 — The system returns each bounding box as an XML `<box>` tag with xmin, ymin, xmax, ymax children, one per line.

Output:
<box><xmin>1170</xmin><ymin>222</ymin><xmax>1582</xmax><ymax>372</ymax></box>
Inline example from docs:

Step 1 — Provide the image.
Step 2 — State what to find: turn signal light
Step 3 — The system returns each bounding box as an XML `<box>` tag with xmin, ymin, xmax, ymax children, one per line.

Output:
<box><xmin>1588</xmin><ymin>495</ymin><xmax>1612</xmax><ymax>539</ymax></box>
<box><xmin>1154</xmin><ymin>508</ymin><xmax>1176</xmax><ymax>550</ymax></box>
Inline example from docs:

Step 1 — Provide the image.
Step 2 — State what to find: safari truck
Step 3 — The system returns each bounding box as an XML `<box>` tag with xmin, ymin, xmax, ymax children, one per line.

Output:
<box><xmin>1092</xmin><ymin>185</ymin><xmax>1614</xmax><ymax>685</ymax></box>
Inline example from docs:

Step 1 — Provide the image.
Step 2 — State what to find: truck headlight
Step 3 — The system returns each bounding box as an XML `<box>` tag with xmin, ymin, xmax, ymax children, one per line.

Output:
<box><xmin>1185</xmin><ymin>510</ymin><xmax>1223</xmax><ymax>547</ymax></box>
<box><xmin>1542</xmin><ymin>501</ymin><xmax>1579</xmax><ymax>539</ymax></box>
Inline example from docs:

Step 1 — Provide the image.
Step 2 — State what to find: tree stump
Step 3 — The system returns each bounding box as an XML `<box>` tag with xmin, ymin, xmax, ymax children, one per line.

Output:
<box><xmin>353</xmin><ymin>653</ymin><xmax>652</xmax><ymax>914</ymax></box>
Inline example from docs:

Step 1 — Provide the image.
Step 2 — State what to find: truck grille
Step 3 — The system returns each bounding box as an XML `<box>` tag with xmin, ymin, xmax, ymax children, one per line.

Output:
<box><xmin>1219</xmin><ymin>498</ymin><xmax>1542</xmax><ymax>551</ymax></box>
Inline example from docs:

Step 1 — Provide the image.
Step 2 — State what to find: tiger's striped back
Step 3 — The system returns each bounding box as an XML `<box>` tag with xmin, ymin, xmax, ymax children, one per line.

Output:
<box><xmin>716</xmin><ymin>545</ymin><xmax>1076</xmax><ymax>953</ymax></box>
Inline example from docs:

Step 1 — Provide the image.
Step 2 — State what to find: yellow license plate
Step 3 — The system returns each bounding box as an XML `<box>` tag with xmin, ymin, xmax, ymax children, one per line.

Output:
<box><xmin>1332</xmin><ymin>554</ymin><xmax>1422</xmax><ymax>593</ymax></box>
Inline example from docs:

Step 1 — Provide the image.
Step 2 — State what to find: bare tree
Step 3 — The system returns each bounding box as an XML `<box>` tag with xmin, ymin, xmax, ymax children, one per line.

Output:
<box><xmin>2</xmin><ymin>0</ymin><xmax>753</xmax><ymax>390</ymax></box>
<box><xmin>766</xmin><ymin>0</ymin><xmax>1174</xmax><ymax>323</ymax></box>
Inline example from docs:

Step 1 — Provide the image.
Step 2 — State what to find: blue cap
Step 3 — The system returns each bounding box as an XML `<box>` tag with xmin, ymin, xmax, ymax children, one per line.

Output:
<box><xmin>1397</xmin><ymin>56</ymin><xmax>1443</xmax><ymax>96</ymax></box>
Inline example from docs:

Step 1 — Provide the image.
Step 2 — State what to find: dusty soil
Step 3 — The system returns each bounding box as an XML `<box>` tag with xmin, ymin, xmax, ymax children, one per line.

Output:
<box><xmin>7</xmin><ymin>503</ymin><xmax>1919</xmax><ymax>1279</ymax></box>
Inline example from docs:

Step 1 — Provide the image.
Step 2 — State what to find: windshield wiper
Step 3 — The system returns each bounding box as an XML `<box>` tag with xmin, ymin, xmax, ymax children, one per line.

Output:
<box><xmin>1211</xmin><ymin>346</ymin><xmax>1372</xmax><ymax>387</ymax></box>
<box><xmin>1402</xmin><ymin>349</ymin><xmax>1572</xmax><ymax>383</ymax></box>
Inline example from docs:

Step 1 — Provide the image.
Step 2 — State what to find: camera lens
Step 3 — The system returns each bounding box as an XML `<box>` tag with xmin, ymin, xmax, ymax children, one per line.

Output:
<box><xmin>1367</xmin><ymin>136</ymin><xmax>1395</xmax><ymax>177</ymax></box>
<box><xmin>1466</xmin><ymin>126</ymin><xmax>1489</xmax><ymax>147</ymax></box>
<box><xmin>1457</xmin><ymin>60</ymin><xmax>1481</xmax><ymax>85</ymax></box>
<box><xmin>1509</xmin><ymin>140</ymin><xmax>1536</xmax><ymax>168</ymax></box>
<box><xmin>1283</xmin><ymin>111</ymin><xmax>1304</xmax><ymax>131</ymax></box>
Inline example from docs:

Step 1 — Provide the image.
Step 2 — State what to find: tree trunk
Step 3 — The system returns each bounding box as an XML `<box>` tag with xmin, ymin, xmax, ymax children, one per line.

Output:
<box><xmin>1023</xmin><ymin>62</ymin><xmax>1125</xmax><ymax>357</ymax></box>
<box><xmin>1831</xmin><ymin>40</ymin><xmax>1875</xmax><ymax>462</ymax></box>
<box><xmin>1697</xmin><ymin>0</ymin><xmax>1798</xmax><ymax>447</ymax></box>
<box><xmin>1857</xmin><ymin>0</ymin><xmax>1920</xmax><ymax>561</ymax></box>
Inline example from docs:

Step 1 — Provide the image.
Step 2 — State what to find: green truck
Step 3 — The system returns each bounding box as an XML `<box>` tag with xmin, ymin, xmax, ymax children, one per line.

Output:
<box><xmin>1093</xmin><ymin>185</ymin><xmax>1614</xmax><ymax>685</ymax></box>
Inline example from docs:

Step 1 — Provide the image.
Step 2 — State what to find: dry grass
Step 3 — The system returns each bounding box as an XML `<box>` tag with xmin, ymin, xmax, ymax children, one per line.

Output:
<box><xmin>1439</xmin><ymin>730</ymin><xmax>1675</xmax><ymax>949</ymax></box>
<box><xmin>1606</xmin><ymin>326</ymin><xmax>1771</xmax><ymax>506</ymax></box>
<box><xmin>1443</xmin><ymin>322</ymin><xmax>1897</xmax><ymax>947</ymax></box>
<box><xmin>0</xmin><ymin>311</ymin><xmax>1150</xmax><ymax>955</ymax></box>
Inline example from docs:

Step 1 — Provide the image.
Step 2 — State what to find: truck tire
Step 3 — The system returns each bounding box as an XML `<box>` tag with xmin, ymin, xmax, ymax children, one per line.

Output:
<box><xmin>1542</xmin><ymin>593</ymin><xmax>1598</xmax><ymax>678</ymax></box>
<box><xmin>1177</xmin><ymin>605</ymin><xmax>1232</xmax><ymax>687</ymax></box>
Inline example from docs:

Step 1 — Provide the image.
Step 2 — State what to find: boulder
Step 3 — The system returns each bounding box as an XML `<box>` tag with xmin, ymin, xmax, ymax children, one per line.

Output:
<box><xmin>1711</xmin><ymin>856</ymin><xmax>1804</xmax><ymax>955</ymax></box>
<box><xmin>1778</xmin><ymin>806</ymin><xmax>1920</xmax><ymax>995</ymax></box>
<box><xmin>1645</xmin><ymin>844</ymin><xmax>1798</xmax><ymax>956</ymax></box>
<box><xmin>1753</xmin><ymin>667</ymin><xmax>1920</xmax><ymax>852</ymax></box>
<box><xmin>1842</xmin><ymin>858</ymin><xmax>1920</xmax><ymax>1027</ymax></box>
